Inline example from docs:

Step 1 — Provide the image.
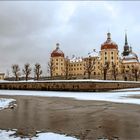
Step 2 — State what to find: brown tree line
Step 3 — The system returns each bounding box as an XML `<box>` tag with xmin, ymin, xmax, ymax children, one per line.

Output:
<box><xmin>11</xmin><ymin>61</ymin><xmax>139</xmax><ymax>81</ymax></box>
<box><xmin>11</xmin><ymin>63</ymin><xmax>43</xmax><ymax>81</ymax></box>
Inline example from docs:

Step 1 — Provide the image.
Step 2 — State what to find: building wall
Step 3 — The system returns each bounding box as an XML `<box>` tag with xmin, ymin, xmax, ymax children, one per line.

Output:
<box><xmin>68</xmin><ymin>60</ymin><xmax>84</xmax><ymax>77</ymax></box>
<box><xmin>0</xmin><ymin>80</ymin><xmax>140</xmax><ymax>91</ymax></box>
<box><xmin>51</xmin><ymin>51</ymin><xmax>140</xmax><ymax>80</ymax></box>
<box><xmin>50</xmin><ymin>33</ymin><xmax>139</xmax><ymax>80</ymax></box>
<box><xmin>51</xmin><ymin>56</ymin><xmax>65</xmax><ymax>76</ymax></box>
<box><xmin>0</xmin><ymin>74</ymin><xmax>4</xmax><ymax>80</ymax></box>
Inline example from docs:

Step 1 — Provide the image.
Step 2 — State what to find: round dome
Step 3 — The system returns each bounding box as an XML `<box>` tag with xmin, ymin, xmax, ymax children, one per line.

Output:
<box><xmin>51</xmin><ymin>43</ymin><xmax>64</xmax><ymax>57</ymax></box>
<box><xmin>101</xmin><ymin>33</ymin><xmax>118</xmax><ymax>50</ymax></box>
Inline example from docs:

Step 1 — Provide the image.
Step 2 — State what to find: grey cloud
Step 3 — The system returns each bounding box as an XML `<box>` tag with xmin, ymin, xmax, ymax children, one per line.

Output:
<box><xmin>0</xmin><ymin>1</ymin><xmax>139</xmax><ymax>76</ymax></box>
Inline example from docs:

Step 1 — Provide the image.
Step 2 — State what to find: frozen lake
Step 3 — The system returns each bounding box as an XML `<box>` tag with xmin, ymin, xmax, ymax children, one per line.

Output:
<box><xmin>0</xmin><ymin>89</ymin><xmax>139</xmax><ymax>105</ymax></box>
<box><xmin>0</xmin><ymin>89</ymin><xmax>140</xmax><ymax>139</ymax></box>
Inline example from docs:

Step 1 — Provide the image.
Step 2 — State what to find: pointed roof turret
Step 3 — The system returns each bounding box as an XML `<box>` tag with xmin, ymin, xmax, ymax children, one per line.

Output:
<box><xmin>122</xmin><ymin>31</ymin><xmax>130</xmax><ymax>56</ymax></box>
<box><xmin>125</xmin><ymin>32</ymin><xmax>128</xmax><ymax>46</ymax></box>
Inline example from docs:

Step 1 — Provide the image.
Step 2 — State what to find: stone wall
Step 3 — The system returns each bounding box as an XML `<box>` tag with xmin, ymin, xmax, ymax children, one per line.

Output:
<box><xmin>0</xmin><ymin>80</ymin><xmax>140</xmax><ymax>92</ymax></box>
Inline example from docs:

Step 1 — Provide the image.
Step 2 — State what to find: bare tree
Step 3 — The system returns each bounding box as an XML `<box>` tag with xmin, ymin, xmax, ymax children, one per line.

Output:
<box><xmin>84</xmin><ymin>56</ymin><xmax>96</xmax><ymax>79</ymax></box>
<box><xmin>121</xmin><ymin>64</ymin><xmax>131</xmax><ymax>81</ymax></box>
<box><xmin>34</xmin><ymin>63</ymin><xmax>42</xmax><ymax>80</ymax></box>
<box><xmin>23</xmin><ymin>63</ymin><xmax>32</xmax><ymax>81</ymax></box>
<box><xmin>132</xmin><ymin>64</ymin><xmax>139</xmax><ymax>81</ymax></box>
<box><xmin>48</xmin><ymin>59</ymin><xmax>55</xmax><ymax>79</ymax></box>
<box><xmin>62</xmin><ymin>57</ymin><xmax>69</xmax><ymax>80</ymax></box>
<box><xmin>100</xmin><ymin>62</ymin><xmax>109</xmax><ymax>80</ymax></box>
<box><xmin>111</xmin><ymin>62</ymin><xmax>118</xmax><ymax>80</ymax></box>
<box><xmin>11</xmin><ymin>64</ymin><xmax>20</xmax><ymax>81</ymax></box>
<box><xmin>65</xmin><ymin>58</ymin><xmax>69</xmax><ymax>80</ymax></box>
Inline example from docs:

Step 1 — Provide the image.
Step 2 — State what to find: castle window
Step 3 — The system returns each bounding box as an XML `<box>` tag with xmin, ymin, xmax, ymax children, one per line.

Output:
<box><xmin>105</xmin><ymin>57</ymin><xmax>107</xmax><ymax>60</ymax></box>
<box><xmin>111</xmin><ymin>57</ymin><xmax>113</xmax><ymax>59</ymax></box>
<box><xmin>56</xmin><ymin>59</ymin><xmax>58</xmax><ymax>61</ymax></box>
<box><xmin>105</xmin><ymin>52</ymin><xmax>107</xmax><ymax>55</ymax></box>
<box><xmin>111</xmin><ymin>52</ymin><xmax>113</xmax><ymax>55</ymax></box>
<box><xmin>56</xmin><ymin>63</ymin><xmax>58</xmax><ymax>65</ymax></box>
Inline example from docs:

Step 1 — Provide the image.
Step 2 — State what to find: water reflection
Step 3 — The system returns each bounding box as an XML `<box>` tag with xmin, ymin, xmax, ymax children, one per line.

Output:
<box><xmin>0</xmin><ymin>95</ymin><xmax>139</xmax><ymax>139</ymax></box>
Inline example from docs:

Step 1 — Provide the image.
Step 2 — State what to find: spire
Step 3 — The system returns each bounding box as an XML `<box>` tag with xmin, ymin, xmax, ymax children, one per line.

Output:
<box><xmin>125</xmin><ymin>31</ymin><xmax>128</xmax><ymax>45</ymax></box>
<box><xmin>122</xmin><ymin>30</ymin><xmax>130</xmax><ymax>56</ymax></box>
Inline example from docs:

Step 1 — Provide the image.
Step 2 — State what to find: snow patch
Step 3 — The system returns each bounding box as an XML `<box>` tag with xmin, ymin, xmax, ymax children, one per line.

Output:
<box><xmin>0</xmin><ymin>129</ymin><xmax>78</xmax><ymax>140</ymax></box>
<box><xmin>0</xmin><ymin>98</ymin><xmax>16</xmax><ymax>110</ymax></box>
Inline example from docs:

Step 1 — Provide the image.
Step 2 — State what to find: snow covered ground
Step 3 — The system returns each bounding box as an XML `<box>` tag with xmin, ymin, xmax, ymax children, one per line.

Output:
<box><xmin>0</xmin><ymin>129</ymin><xmax>78</xmax><ymax>140</ymax></box>
<box><xmin>1</xmin><ymin>79</ymin><xmax>140</xmax><ymax>83</ymax></box>
<box><xmin>0</xmin><ymin>89</ymin><xmax>140</xmax><ymax>105</ymax></box>
<box><xmin>0</xmin><ymin>98</ymin><xmax>16</xmax><ymax>110</ymax></box>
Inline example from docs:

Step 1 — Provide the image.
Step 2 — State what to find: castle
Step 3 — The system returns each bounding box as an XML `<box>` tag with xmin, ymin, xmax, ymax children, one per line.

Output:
<box><xmin>50</xmin><ymin>32</ymin><xmax>139</xmax><ymax>81</ymax></box>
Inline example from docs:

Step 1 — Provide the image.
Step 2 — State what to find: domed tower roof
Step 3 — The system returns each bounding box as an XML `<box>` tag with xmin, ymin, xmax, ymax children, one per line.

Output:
<box><xmin>51</xmin><ymin>43</ymin><xmax>64</xmax><ymax>57</ymax></box>
<box><xmin>101</xmin><ymin>32</ymin><xmax>118</xmax><ymax>50</ymax></box>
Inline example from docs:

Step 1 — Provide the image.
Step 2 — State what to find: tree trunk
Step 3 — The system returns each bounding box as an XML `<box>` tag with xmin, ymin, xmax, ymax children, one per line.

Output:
<box><xmin>104</xmin><ymin>70</ymin><xmax>106</xmax><ymax>80</ymax></box>
<box><xmin>26</xmin><ymin>75</ymin><xmax>28</xmax><ymax>81</ymax></box>
<box><xmin>88</xmin><ymin>72</ymin><xmax>91</xmax><ymax>79</ymax></box>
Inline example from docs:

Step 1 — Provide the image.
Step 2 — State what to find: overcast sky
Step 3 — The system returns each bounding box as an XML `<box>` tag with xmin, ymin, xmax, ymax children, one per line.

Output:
<box><xmin>0</xmin><ymin>1</ymin><xmax>140</xmax><ymax>76</ymax></box>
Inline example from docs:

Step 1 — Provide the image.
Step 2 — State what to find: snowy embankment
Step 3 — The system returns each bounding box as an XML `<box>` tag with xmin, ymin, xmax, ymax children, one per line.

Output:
<box><xmin>0</xmin><ymin>98</ymin><xmax>16</xmax><ymax>110</ymax></box>
<box><xmin>0</xmin><ymin>129</ymin><xmax>78</xmax><ymax>140</ymax></box>
<box><xmin>0</xmin><ymin>89</ymin><xmax>140</xmax><ymax>105</ymax></box>
<box><xmin>1</xmin><ymin>79</ymin><xmax>140</xmax><ymax>83</ymax></box>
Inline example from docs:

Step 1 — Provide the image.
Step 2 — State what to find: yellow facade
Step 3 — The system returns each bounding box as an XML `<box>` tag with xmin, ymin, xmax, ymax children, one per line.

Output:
<box><xmin>50</xmin><ymin>33</ymin><xmax>139</xmax><ymax>80</ymax></box>
<box><xmin>0</xmin><ymin>73</ymin><xmax>5</xmax><ymax>80</ymax></box>
<box><xmin>51</xmin><ymin>56</ymin><xmax>65</xmax><ymax>76</ymax></box>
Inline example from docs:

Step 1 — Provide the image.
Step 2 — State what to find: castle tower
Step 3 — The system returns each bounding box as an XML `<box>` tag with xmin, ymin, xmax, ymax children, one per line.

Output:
<box><xmin>51</xmin><ymin>43</ymin><xmax>65</xmax><ymax>77</ymax></box>
<box><xmin>100</xmin><ymin>32</ymin><xmax>119</xmax><ymax>65</ymax></box>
